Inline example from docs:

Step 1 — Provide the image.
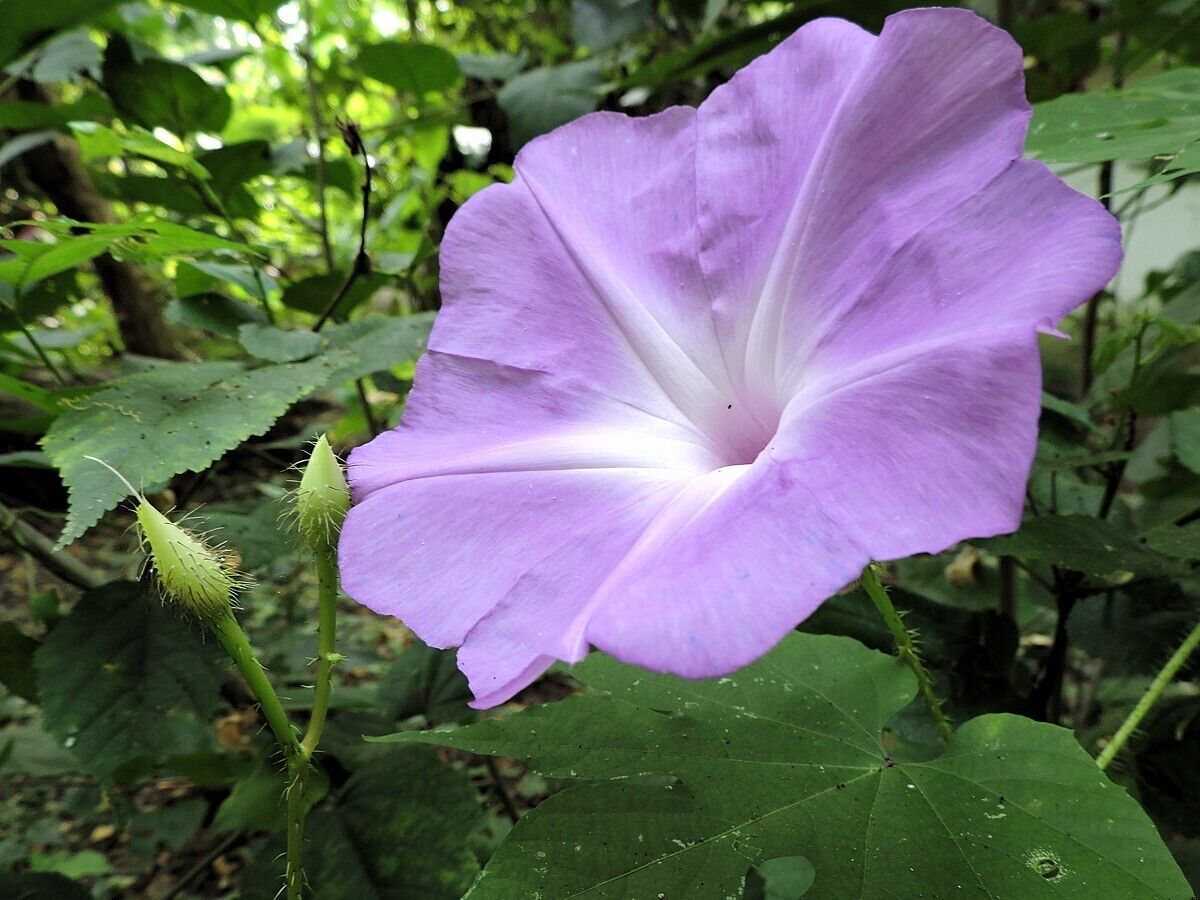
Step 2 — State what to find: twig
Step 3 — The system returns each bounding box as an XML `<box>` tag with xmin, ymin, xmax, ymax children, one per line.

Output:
<box><xmin>485</xmin><ymin>757</ymin><xmax>520</xmax><ymax>823</ymax></box>
<box><xmin>162</xmin><ymin>832</ymin><xmax>242</xmax><ymax>899</ymax></box>
<box><xmin>313</xmin><ymin>120</ymin><xmax>371</xmax><ymax>333</ymax></box>
<box><xmin>0</xmin><ymin>500</ymin><xmax>102</xmax><ymax>589</ymax></box>
<box><xmin>1097</xmin><ymin>321</ymin><xmax>1147</xmax><ymax>520</ymax></box>
<box><xmin>354</xmin><ymin>377</ymin><xmax>381</xmax><ymax>437</ymax></box>
<box><xmin>3</xmin><ymin>300</ymin><xmax>67</xmax><ymax>386</ymax></box>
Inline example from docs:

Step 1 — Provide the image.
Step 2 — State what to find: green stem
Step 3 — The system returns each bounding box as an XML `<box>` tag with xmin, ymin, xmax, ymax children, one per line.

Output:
<box><xmin>285</xmin><ymin>759</ymin><xmax>307</xmax><ymax>900</ymax></box>
<box><xmin>1097</xmin><ymin>616</ymin><xmax>1200</xmax><ymax>770</ymax></box>
<box><xmin>211</xmin><ymin>613</ymin><xmax>301</xmax><ymax>757</ymax></box>
<box><xmin>284</xmin><ymin>544</ymin><xmax>340</xmax><ymax>899</ymax></box>
<box><xmin>861</xmin><ymin>565</ymin><xmax>954</xmax><ymax>744</ymax></box>
<box><xmin>300</xmin><ymin>547</ymin><xmax>339</xmax><ymax>759</ymax></box>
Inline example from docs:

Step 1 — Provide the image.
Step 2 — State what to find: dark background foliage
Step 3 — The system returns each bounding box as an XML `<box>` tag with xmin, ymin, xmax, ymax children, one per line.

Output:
<box><xmin>1</xmin><ymin>0</ymin><xmax>1199</xmax><ymax>897</ymax></box>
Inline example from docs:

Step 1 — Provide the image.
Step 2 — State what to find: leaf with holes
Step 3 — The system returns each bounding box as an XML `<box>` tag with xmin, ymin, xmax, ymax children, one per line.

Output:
<box><xmin>376</xmin><ymin>633</ymin><xmax>1188</xmax><ymax>899</ymax></box>
<box><xmin>34</xmin><ymin>582</ymin><xmax>226</xmax><ymax>781</ymax></box>
<box><xmin>41</xmin><ymin>352</ymin><xmax>352</xmax><ymax>545</ymax></box>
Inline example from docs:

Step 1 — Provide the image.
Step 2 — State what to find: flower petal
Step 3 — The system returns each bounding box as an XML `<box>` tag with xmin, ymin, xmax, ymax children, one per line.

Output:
<box><xmin>339</xmin><ymin>464</ymin><xmax>680</xmax><ymax>654</ymax></box>
<box><xmin>698</xmin><ymin>9</ymin><xmax>1032</xmax><ymax>400</ymax></box>
<box><xmin>790</xmin><ymin>159</ymin><xmax>1122</xmax><ymax>385</ymax></box>
<box><xmin>585</xmin><ymin>328</ymin><xmax>1042</xmax><ymax>679</ymax></box>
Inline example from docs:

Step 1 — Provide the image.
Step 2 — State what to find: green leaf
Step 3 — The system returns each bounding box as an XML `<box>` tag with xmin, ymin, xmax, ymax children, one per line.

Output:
<box><xmin>978</xmin><ymin>514</ymin><xmax>1189</xmax><ymax>578</ymax></box>
<box><xmin>457</xmin><ymin>52</ymin><xmax>527</xmax><ymax>82</ymax></box>
<box><xmin>379</xmin><ymin>633</ymin><xmax>1189</xmax><ymax>899</ymax></box>
<box><xmin>73</xmin><ymin>122</ymin><xmax>212</xmax><ymax>180</ymax></box>
<box><xmin>498</xmin><ymin>59</ymin><xmax>604</xmax><ymax>148</ymax></box>
<box><xmin>358</xmin><ymin>42</ymin><xmax>462</xmax><ymax>96</ymax></box>
<box><xmin>170</xmin><ymin>0</ymin><xmax>287</xmax><ymax>22</ymax></box>
<box><xmin>0</xmin><ymin>372</ymin><xmax>62</xmax><ymax>413</ymax></box>
<box><xmin>35</xmin><ymin>582</ymin><xmax>226</xmax><ymax>781</ymax></box>
<box><xmin>0</xmin><ymin>622</ymin><xmax>39</xmax><ymax>702</ymax></box>
<box><xmin>1170</xmin><ymin>408</ymin><xmax>1200</xmax><ymax>475</ymax></box>
<box><xmin>279</xmin><ymin>271</ymin><xmax>386</xmax><ymax>317</ymax></box>
<box><xmin>319</xmin><ymin>314</ymin><xmax>435</xmax><ymax>382</ymax></box>
<box><xmin>747</xmin><ymin>856</ymin><xmax>816</xmax><ymax>900</ymax></box>
<box><xmin>0</xmin><ymin>96</ymin><xmax>113</xmax><ymax>130</ymax></box>
<box><xmin>304</xmin><ymin>748</ymin><xmax>482</xmax><ymax>899</ymax></box>
<box><xmin>176</xmin><ymin>260</ymin><xmax>275</xmax><ymax>300</ymax></box>
<box><xmin>0</xmin><ymin>233</ymin><xmax>117</xmax><ymax>288</ymax></box>
<box><xmin>0</xmin><ymin>0</ymin><xmax>123</xmax><ymax>69</ymax></box>
<box><xmin>377</xmin><ymin>639</ymin><xmax>473</xmax><ymax>726</ymax></box>
<box><xmin>15</xmin><ymin>30</ymin><xmax>102</xmax><ymax>83</ymax></box>
<box><xmin>166</xmin><ymin>293</ymin><xmax>268</xmax><ymax>337</ymax></box>
<box><xmin>213</xmin><ymin>763</ymin><xmax>328</xmax><ymax>833</ymax></box>
<box><xmin>573</xmin><ymin>0</ymin><xmax>652</xmax><ymax>50</ymax></box>
<box><xmin>0</xmin><ymin>872</ymin><xmax>90</xmax><ymax>900</ymax></box>
<box><xmin>1027</xmin><ymin>68</ymin><xmax>1200</xmax><ymax>176</ymax></box>
<box><xmin>1041</xmin><ymin>392</ymin><xmax>1101</xmax><ymax>434</ymax></box>
<box><xmin>41</xmin><ymin>353</ymin><xmax>352</xmax><ymax>545</ymax></box>
<box><xmin>101</xmin><ymin>36</ymin><xmax>231</xmax><ymax>136</ymax></box>
<box><xmin>238</xmin><ymin>323</ymin><xmax>322</xmax><ymax>363</ymax></box>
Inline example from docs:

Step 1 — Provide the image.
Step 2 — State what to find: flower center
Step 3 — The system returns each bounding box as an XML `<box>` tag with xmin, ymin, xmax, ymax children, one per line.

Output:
<box><xmin>705</xmin><ymin>396</ymin><xmax>780</xmax><ymax>469</ymax></box>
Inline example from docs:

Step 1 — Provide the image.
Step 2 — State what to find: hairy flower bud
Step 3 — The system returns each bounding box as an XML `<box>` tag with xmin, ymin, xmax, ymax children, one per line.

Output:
<box><xmin>136</xmin><ymin>500</ymin><xmax>236</xmax><ymax>623</ymax></box>
<box><xmin>295</xmin><ymin>435</ymin><xmax>350</xmax><ymax>550</ymax></box>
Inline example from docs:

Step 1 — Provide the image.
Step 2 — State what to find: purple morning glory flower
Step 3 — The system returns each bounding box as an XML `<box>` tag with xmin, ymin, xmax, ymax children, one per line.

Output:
<box><xmin>339</xmin><ymin>8</ymin><xmax>1121</xmax><ymax>708</ymax></box>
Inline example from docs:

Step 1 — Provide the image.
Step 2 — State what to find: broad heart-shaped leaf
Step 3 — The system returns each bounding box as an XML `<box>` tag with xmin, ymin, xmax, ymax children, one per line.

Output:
<box><xmin>379</xmin><ymin>633</ymin><xmax>1189</xmax><ymax>899</ymax></box>
<box><xmin>240</xmin><ymin>747</ymin><xmax>483</xmax><ymax>900</ymax></box>
<box><xmin>42</xmin><ymin>353</ymin><xmax>351</xmax><ymax>546</ymax></box>
<box><xmin>977</xmin><ymin>514</ymin><xmax>1191</xmax><ymax>579</ymax></box>
<box><xmin>35</xmin><ymin>582</ymin><xmax>225</xmax><ymax>781</ymax></box>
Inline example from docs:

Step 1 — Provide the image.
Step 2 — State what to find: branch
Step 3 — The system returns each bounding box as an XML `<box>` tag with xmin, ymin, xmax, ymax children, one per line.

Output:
<box><xmin>0</xmin><ymin>500</ymin><xmax>102</xmax><ymax>590</ymax></box>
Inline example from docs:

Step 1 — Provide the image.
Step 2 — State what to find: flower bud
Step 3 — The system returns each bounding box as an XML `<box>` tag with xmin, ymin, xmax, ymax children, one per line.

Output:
<box><xmin>295</xmin><ymin>435</ymin><xmax>350</xmax><ymax>550</ymax></box>
<box><xmin>136</xmin><ymin>499</ymin><xmax>235</xmax><ymax>623</ymax></box>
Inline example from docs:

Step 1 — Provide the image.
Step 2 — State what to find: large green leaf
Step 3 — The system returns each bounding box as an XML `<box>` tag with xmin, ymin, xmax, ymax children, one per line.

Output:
<box><xmin>0</xmin><ymin>622</ymin><xmax>39</xmax><ymax>702</ymax></box>
<box><xmin>170</xmin><ymin>0</ymin><xmax>287</xmax><ymax>22</ymax></box>
<box><xmin>0</xmin><ymin>872</ymin><xmax>90</xmax><ymax>900</ymax></box>
<box><xmin>498</xmin><ymin>59</ymin><xmax>605</xmax><ymax>148</ymax></box>
<box><xmin>977</xmin><ymin>514</ymin><xmax>1190</xmax><ymax>578</ymax></box>
<box><xmin>1027</xmin><ymin>68</ymin><xmax>1200</xmax><ymax>187</ymax></box>
<box><xmin>101</xmin><ymin>36</ymin><xmax>231</xmax><ymax>135</ymax></box>
<box><xmin>573</xmin><ymin>0</ymin><xmax>652</xmax><ymax>50</ymax></box>
<box><xmin>35</xmin><ymin>582</ymin><xmax>226</xmax><ymax>781</ymax></box>
<box><xmin>379</xmin><ymin>633</ymin><xmax>1188</xmax><ymax>899</ymax></box>
<box><xmin>42</xmin><ymin>354</ymin><xmax>350</xmax><ymax>545</ymax></box>
<box><xmin>241</xmin><ymin>748</ymin><xmax>483</xmax><ymax>899</ymax></box>
<box><xmin>0</xmin><ymin>0</ymin><xmax>122</xmax><ymax>69</ymax></box>
<box><xmin>357</xmin><ymin>42</ymin><xmax>462</xmax><ymax>96</ymax></box>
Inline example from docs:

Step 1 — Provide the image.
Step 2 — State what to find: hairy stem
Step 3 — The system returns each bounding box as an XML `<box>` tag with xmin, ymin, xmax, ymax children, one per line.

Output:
<box><xmin>1097</xmin><ymin>617</ymin><xmax>1200</xmax><ymax>770</ymax></box>
<box><xmin>861</xmin><ymin>565</ymin><xmax>953</xmax><ymax>744</ymax></box>
<box><xmin>285</xmin><ymin>759</ymin><xmax>307</xmax><ymax>900</ymax></box>
<box><xmin>284</xmin><ymin>545</ymin><xmax>340</xmax><ymax>899</ymax></box>
<box><xmin>211</xmin><ymin>613</ymin><xmax>300</xmax><ymax>756</ymax></box>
